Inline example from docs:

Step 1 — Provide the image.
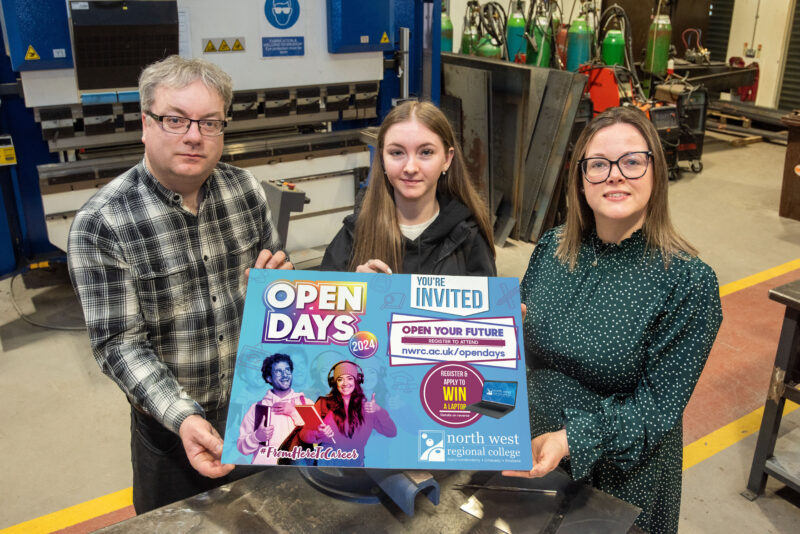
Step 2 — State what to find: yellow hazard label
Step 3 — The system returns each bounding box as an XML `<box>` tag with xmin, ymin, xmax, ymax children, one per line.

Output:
<box><xmin>380</xmin><ymin>32</ymin><xmax>390</xmax><ymax>44</ymax></box>
<box><xmin>233</xmin><ymin>39</ymin><xmax>244</xmax><ymax>51</ymax></box>
<box><xmin>204</xmin><ymin>40</ymin><xmax>217</xmax><ymax>53</ymax></box>
<box><xmin>25</xmin><ymin>45</ymin><xmax>40</xmax><ymax>60</ymax></box>
<box><xmin>219</xmin><ymin>39</ymin><xmax>231</xmax><ymax>52</ymax></box>
<box><xmin>0</xmin><ymin>146</ymin><xmax>17</xmax><ymax>165</ymax></box>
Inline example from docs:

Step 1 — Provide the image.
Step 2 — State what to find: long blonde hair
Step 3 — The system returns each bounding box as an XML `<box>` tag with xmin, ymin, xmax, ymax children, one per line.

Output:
<box><xmin>350</xmin><ymin>101</ymin><xmax>494</xmax><ymax>273</ymax></box>
<box><xmin>556</xmin><ymin>106</ymin><xmax>696</xmax><ymax>270</ymax></box>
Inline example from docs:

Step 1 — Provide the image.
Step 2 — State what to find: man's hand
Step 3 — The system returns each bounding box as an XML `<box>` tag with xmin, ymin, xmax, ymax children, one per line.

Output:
<box><xmin>254</xmin><ymin>424</ymin><xmax>274</xmax><ymax>443</ymax></box>
<box><xmin>179</xmin><ymin>415</ymin><xmax>235</xmax><ymax>478</ymax></box>
<box><xmin>245</xmin><ymin>249</ymin><xmax>294</xmax><ymax>280</ymax></box>
<box><xmin>501</xmin><ymin>429</ymin><xmax>569</xmax><ymax>479</ymax></box>
<box><xmin>271</xmin><ymin>400</ymin><xmax>293</xmax><ymax>416</ymax></box>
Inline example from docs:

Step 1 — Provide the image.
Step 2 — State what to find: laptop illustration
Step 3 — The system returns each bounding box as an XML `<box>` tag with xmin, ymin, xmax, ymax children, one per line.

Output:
<box><xmin>465</xmin><ymin>380</ymin><xmax>518</xmax><ymax>419</ymax></box>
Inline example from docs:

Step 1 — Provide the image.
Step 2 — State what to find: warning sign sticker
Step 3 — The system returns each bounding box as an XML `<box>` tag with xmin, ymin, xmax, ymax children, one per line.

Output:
<box><xmin>380</xmin><ymin>32</ymin><xmax>390</xmax><ymax>44</ymax></box>
<box><xmin>202</xmin><ymin>37</ymin><xmax>245</xmax><ymax>53</ymax></box>
<box><xmin>25</xmin><ymin>45</ymin><xmax>40</xmax><ymax>60</ymax></box>
<box><xmin>0</xmin><ymin>146</ymin><xmax>17</xmax><ymax>165</ymax></box>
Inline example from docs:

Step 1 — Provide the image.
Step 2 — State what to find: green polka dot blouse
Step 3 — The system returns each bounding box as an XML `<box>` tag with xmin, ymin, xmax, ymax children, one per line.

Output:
<box><xmin>520</xmin><ymin>227</ymin><xmax>722</xmax><ymax>534</ymax></box>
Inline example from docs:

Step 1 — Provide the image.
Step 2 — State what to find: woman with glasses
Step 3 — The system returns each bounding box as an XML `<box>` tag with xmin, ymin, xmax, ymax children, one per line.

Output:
<box><xmin>504</xmin><ymin>106</ymin><xmax>722</xmax><ymax>534</ymax></box>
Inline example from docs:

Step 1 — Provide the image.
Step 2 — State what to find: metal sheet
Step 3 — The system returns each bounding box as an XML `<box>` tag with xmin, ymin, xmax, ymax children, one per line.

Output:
<box><xmin>442</xmin><ymin>62</ymin><xmax>491</xmax><ymax>198</ymax></box>
<box><xmin>95</xmin><ymin>468</ymin><xmax>640</xmax><ymax>533</ymax></box>
<box><xmin>528</xmin><ymin>74</ymin><xmax>587</xmax><ymax>241</ymax></box>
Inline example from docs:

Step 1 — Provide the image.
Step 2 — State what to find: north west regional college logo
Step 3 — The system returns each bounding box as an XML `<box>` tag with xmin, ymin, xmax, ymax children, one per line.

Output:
<box><xmin>265</xmin><ymin>0</ymin><xmax>300</xmax><ymax>29</ymax></box>
<box><xmin>418</xmin><ymin>430</ymin><xmax>445</xmax><ymax>462</ymax></box>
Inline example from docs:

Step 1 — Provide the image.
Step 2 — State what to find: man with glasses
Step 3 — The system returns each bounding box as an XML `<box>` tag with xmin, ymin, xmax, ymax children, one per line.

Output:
<box><xmin>237</xmin><ymin>353</ymin><xmax>308</xmax><ymax>465</ymax></box>
<box><xmin>68</xmin><ymin>55</ymin><xmax>292</xmax><ymax>513</ymax></box>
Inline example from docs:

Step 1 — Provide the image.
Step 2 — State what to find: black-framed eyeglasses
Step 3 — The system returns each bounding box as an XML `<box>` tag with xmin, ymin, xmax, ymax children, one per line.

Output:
<box><xmin>145</xmin><ymin>111</ymin><xmax>227</xmax><ymax>137</ymax></box>
<box><xmin>579</xmin><ymin>151</ymin><xmax>653</xmax><ymax>184</ymax></box>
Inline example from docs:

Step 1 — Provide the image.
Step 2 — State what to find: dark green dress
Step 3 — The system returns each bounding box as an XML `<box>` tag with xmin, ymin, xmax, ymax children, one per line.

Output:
<box><xmin>520</xmin><ymin>227</ymin><xmax>722</xmax><ymax>534</ymax></box>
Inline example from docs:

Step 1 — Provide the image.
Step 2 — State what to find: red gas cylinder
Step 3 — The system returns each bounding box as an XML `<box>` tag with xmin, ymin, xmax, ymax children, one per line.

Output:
<box><xmin>555</xmin><ymin>24</ymin><xmax>568</xmax><ymax>69</ymax></box>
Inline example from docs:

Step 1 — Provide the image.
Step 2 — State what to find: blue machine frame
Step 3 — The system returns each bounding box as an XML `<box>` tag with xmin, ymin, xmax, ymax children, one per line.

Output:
<box><xmin>0</xmin><ymin>0</ymin><xmax>441</xmax><ymax>278</ymax></box>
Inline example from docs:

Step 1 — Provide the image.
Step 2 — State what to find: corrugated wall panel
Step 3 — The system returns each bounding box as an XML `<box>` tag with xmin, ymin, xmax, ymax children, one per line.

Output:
<box><xmin>706</xmin><ymin>0</ymin><xmax>735</xmax><ymax>62</ymax></box>
<box><xmin>779</xmin><ymin>2</ymin><xmax>800</xmax><ymax>111</ymax></box>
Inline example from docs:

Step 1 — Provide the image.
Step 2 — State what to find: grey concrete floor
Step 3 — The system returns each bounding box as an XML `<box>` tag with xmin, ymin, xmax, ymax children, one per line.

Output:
<box><xmin>1</xmin><ymin>132</ymin><xmax>799</xmax><ymax>531</ymax></box>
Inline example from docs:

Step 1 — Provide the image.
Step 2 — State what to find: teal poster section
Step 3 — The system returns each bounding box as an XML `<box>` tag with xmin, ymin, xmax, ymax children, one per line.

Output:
<box><xmin>222</xmin><ymin>269</ymin><xmax>532</xmax><ymax>470</ymax></box>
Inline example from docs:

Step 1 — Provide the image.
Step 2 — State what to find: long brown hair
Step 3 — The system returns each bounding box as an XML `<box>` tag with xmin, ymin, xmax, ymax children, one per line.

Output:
<box><xmin>556</xmin><ymin>106</ymin><xmax>696</xmax><ymax>270</ymax></box>
<box><xmin>349</xmin><ymin>101</ymin><xmax>495</xmax><ymax>273</ymax></box>
<box><xmin>326</xmin><ymin>381</ymin><xmax>365</xmax><ymax>438</ymax></box>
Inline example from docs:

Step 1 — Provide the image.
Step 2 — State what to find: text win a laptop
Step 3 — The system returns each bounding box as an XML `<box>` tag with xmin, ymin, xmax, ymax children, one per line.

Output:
<box><xmin>465</xmin><ymin>380</ymin><xmax>518</xmax><ymax>419</ymax></box>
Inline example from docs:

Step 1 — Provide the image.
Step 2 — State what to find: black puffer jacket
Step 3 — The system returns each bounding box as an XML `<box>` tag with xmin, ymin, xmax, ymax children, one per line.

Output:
<box><xmin>320</xmin><ymin>194</ymin><xmax>496</xmax><ymax>276</ymax></box>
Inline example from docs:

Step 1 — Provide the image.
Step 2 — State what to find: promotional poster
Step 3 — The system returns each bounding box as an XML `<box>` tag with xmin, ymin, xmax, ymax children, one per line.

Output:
<box><xmin>221</xmin><ymin>270</ymin><xmax>533</xmax><ymax>470</ymax></box>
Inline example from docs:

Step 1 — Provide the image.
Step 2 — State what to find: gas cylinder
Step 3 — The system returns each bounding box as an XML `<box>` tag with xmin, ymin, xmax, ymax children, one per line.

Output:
<box><xmin>475</xmin><ymin>35</ymin><xmax>502</xmax><ymax>59</ymax></box>
<box><xmin>526</xmin><ymin>15</ymin><xmax>552</xmax><ymax>67</ymax></box>
<box><xmin>461</xmin><ymin>24</ymin><xmax>480</xmax><ymax>54</ymax></box>
<box><xmin>555</xmin><ymin>24</ymin><xmax>568</xmax><ymax>68</ymax></box>
<box><xmin>602</xmin><ymin>29</ymin><xmax>625</xmax><ymax>66</ymax></box>
<box><xmin>441</xmin><ymin>7</ymin><xmax>453</xmax><ymax>53</ymax></box>
<box><xmin>506</xmin><ymin>1</ymin><xmax>527</xmax><ymax>62</ymax></box>
<box><xmin>566</xmin><ymin>17</ymin><xmax>591</xmax><ymax>71</ymax></box>
<box><xmin>644</xmin><ymin>14</ymin><xmax>671</xmax><ymax>75</ymax></box>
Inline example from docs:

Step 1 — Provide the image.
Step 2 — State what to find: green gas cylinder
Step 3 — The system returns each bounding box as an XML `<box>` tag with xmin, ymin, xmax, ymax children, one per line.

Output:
<box><xmin>566</xmin><ymin>17</ymin><xmax>591</xmax><ymax>71</ymax></box>
<box><xmin>644</xmin><ymin>14</ymin><xmax>671</xmax><ymax>75</ymax></box>
<box><xmin>506</xmin><ymin>2</ymin><xmax>527</xmax><ymax>62</ymax></box>
<box><xmin>441</xmin><ymin>8</ymin><xmax>454</xmax><ymax>53</ymax></box>
<box><xmin>461</xmin><ymin>24</ymin><xmax>480</xmax><ymax>54</ymax></box>
<box><xmin>602</xmin><ymin>29</ymin><xmax>625</xmax><ymax>66</ymax></box>
<box><xmin>526</xmin><ymin>15</ymin><xmax>552</xmax><ymax>67</ymax></box>
<box><xmin>475</xmin><ymin>35</ymin><xmax>502</xmax><ymax>59</ymax></box>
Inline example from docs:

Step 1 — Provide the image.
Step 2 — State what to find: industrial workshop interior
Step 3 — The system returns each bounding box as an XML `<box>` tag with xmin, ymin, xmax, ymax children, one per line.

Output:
<box><xmin>2</xmin><ymin>0</ymin><xmax>800</xmax><ymax>532</ymax></box>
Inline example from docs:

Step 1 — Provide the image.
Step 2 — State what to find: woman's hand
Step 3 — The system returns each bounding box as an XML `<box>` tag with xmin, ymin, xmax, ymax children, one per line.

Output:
<box><xmin>521</xmin><ymin>303</ymin><xmax>527</xmax><ymax>322</ymax></box>
<box><xmin>364</xmin><ymin>393</ymin><xmax>381</xmax><ymax>413</ymax></box>
<box><xmin>501</xmin><ymin>429</ymin><xmax>569</xmax><ymax>479</ymax></box>
<box><xmin>317</xmin><ymin>423</ymin><xmax>335</xmax><ymax>440</ymax></box>
<box><xmin>355</xmin><ymin>259</ymin><xmax>392</xmax><ymax>274</ymax></box>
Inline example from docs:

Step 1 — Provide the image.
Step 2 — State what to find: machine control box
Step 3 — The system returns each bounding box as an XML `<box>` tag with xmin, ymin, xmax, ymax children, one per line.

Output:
<box><xmin>327</xmin><ymin>0</ymin><xmax>394</xmax><ymax>53</ymax></box>
<box><xmin>0</xmin><ymin>0</ymin><xmax>74</xmax><ymax>71</ymax></box>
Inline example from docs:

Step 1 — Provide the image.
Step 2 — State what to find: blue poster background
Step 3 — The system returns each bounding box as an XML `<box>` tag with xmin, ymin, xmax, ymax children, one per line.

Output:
<box><xmin>222</xmin><ymin>270</ymin><xmax>532</xmax><ymax>470</ymax></box>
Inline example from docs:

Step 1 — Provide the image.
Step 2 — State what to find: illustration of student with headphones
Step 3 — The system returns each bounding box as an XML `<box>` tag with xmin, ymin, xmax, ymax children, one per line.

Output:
<box><xmin>299</xmin><ymin>360</ymin><xmax>397</xmax><ymax>467</ymax></box>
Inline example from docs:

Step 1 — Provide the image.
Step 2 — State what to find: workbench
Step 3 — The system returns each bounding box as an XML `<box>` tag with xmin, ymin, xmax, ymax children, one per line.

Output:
<box><xmin>97</xmin><ymin>467</ymin><xmax>642</xmax><ymax>533</ymax></box>
<box><xmin>743</xmin><ymin>279</ymin><xmax>800</xmax><ymax>500</ymax></box>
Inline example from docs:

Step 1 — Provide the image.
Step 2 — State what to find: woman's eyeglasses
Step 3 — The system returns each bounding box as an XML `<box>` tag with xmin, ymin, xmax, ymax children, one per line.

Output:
<box><xmin>579</xmin><ymin>151</ymin><xmax>652</xmax><ymax>184</ymax></box>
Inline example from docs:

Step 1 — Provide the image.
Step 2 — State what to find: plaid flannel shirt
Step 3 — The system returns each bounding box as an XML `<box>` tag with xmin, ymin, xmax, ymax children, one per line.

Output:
<box><xmin>68</xmin><ymin>159</ymin><xmax>280</xmax><ymax>434</ymax></box>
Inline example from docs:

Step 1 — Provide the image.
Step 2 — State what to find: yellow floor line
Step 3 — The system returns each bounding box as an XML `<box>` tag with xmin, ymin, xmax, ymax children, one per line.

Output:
<box><xmin>5</xmin><ymin>261</ymin><xmax>800</xmax><ymax>532</ymax></box>
<box><xmin>683</xmin><ymin>400</ymin><xmax>799</xmax><ymax>471</ymax></box>
<box><xmin>719</xmin><ymin>258</ymin><xmax>800</xmax><ymax>297</ymax></box>
<box><xmin>0</xmin><ymin>488</ymin><xmax>132</xmax><ymax>534</ymax></box>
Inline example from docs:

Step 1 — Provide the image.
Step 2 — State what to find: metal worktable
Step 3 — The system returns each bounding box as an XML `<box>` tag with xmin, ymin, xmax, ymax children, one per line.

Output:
<box><xmin>98</xmin><ymin>468</ymin><xmax>641</xmax><ymax>533</ymax></box>
<box><xmin>743</xmin><ymin>279</ymin><xmax>800</xmax><ymax>500</ymax></box>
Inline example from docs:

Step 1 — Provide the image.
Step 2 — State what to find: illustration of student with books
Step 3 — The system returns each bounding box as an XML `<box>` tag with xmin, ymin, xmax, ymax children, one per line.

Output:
<box><xmin>237</xmin><ymin>353</ymin><xmax>308</xmax><ymax>465</ymax></box>
<box><xmin>299</xmin><ymin>360</ymin><xmax>397</xmax><ymax>467</ymax></box>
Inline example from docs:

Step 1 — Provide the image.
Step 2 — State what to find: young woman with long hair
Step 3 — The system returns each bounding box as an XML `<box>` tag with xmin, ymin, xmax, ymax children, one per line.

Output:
<box><xmin>321</xmin><ymin>100</ymin><xmax>496</xmax><ymax>276</ymax></box>
<box><xmin>299</xmin><ymin>361</ymin><xmax>396</xmax><ymax>467</ymax></box>
<box><xmin>504</xmin><ymin>106</ymin><xmax>722</xmax><ymax>534</ymax></box>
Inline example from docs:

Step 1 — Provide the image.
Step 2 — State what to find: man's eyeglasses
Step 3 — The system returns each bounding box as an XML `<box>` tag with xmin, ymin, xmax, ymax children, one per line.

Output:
<box><xmin>579</xmin><ymin>151</ymin><xmax>652</xmax><ymax>184</ymax></box>
<box><xmin>145</xmin><ymin>111</ymin><xmax>227</xmax><ymax>137</ymax></box>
